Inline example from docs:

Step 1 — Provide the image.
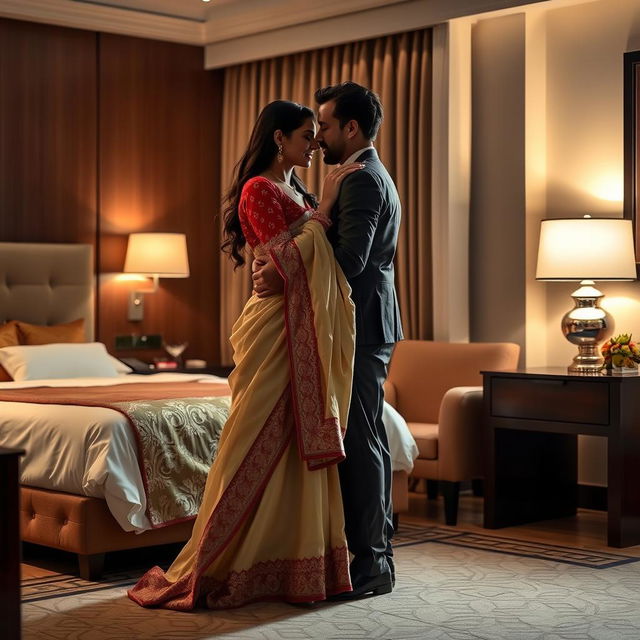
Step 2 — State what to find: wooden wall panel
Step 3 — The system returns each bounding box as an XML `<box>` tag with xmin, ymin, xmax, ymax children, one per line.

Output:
<box><xmin>0</xmin><ymin>19</ymin><xmax>97</xmax><ymax>245</ymax></box>
<box><xmin>0</xmin><ymin>20</ymin><xmax>223</xmax><ymax>364</ymax></box>
<box><xmin>97</xmin><ymin>34</ymin><xmax>223</xmax><ymax>364</ymax></box>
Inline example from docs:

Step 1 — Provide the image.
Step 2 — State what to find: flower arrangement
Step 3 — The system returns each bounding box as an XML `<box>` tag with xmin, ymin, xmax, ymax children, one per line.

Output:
<box><xmin>601</xmin><ymin>333</ymin><xmax>640</xmax><ymax>370</ymax></box>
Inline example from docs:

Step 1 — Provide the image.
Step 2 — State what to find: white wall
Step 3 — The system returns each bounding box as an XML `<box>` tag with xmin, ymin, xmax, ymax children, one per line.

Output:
<box><xmin>469</xmin><ymin>13</ymin><xmax>527</xmax><ymax>355</ymax></box>
<box><xmin>544</xmin><ymin>0</ymin><xmax>640</xmax><ymax>485</ymax></box>
<box><xmin>467</xmin><ymin>0</ymin><xmax>640</xmax><ymax>485</ymax></box>
<box><xmin>545</xmin><ymin>0</ymin><xmax>640</xmax><ymax>366</ymax></box>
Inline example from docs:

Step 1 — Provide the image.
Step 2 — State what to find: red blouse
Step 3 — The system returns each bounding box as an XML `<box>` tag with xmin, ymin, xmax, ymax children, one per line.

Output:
<box><xmin>239</xmin><ymin>177</ymin><xmax>311</xmax><ymax>250</ymax></box>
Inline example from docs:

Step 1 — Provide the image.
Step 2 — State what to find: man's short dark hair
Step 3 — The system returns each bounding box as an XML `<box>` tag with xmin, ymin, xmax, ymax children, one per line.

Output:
<box><xmin>314</xmin><ymin>82</ymin><xmax>383</xmax><ymax>141</ymax></box>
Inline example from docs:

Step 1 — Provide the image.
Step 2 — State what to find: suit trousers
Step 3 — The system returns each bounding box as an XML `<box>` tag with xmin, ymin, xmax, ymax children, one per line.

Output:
<box><xmin>339</xmin><ymin>343</ymin><xmax>395</xmax><ymax>584</ymax></box>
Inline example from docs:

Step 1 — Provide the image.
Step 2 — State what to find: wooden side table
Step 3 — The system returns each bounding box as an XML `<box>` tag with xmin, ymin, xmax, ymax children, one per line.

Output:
<box><xmin>482</xmin><ymin>368</ymin><xmax>640</xmax><ymax>547</ymax></box>
<box><xmin>0</xmin><ymin>447</ymin><xmax>24</xmax><ymax>640</ymax></box>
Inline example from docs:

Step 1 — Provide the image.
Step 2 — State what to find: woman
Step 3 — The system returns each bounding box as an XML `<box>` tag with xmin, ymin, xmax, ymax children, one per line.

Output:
<box><xmin>128</xmin><ymin>100</ymin><xmax>361</xmax><ymax>610</ymax></box>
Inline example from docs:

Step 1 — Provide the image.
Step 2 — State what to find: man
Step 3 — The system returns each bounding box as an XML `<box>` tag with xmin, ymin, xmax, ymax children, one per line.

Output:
<box><xmin>253</xmin><ymin>82</ymin><xmax>403</xmax><ymax>599</ymax></box>
<box><xmin>314</xmin><ymin>81</ymin><xmax>403</xmax><ymax>599</ymax></box>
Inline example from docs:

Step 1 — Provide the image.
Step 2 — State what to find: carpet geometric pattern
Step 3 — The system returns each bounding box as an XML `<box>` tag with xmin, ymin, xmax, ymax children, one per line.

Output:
<box><xmin>22</xmin><ymin>569</ymin><xmax>145</xmax><ymax>604</ymax></box>
<box><xmin>22</xmin><ymin>522</ymin><xmax>639</xmax><ymax>604</ymax></box>
<box><xmin>432</xmin><ymin>531</ymin><xmax>640</xmax><ymax>568</ymax></box>
<box><xmin>394</xmin><ymin>522</ymin><xmax>640</xmax><ymax>568</ymax></box>
<box><xmin>22</xmin><ymin>537</ymin><xmax>640</xmax><ymax>640</ymax></box>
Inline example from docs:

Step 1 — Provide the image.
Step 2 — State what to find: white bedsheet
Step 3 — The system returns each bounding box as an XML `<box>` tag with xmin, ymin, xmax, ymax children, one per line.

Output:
<box><xmin>383</xmin><ymin>402</ymin><xmax>419</xmax><ymax>473</ymax></box>
<box><xmin>0</xmin><ymin>373</ymin><xmax>417</xmax><ymax>533</ymax></box>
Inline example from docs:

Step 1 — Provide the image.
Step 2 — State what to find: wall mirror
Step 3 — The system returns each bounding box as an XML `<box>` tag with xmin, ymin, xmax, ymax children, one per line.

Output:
<box><xmin>624</xmin><ymin>49</ymin><xmax>640</xmax><ymax>263</ymax></box>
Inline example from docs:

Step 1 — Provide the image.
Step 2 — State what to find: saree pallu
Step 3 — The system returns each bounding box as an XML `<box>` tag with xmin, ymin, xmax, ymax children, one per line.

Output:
<box><xmin>128</xmin><ymin>218</ymin><xmax>355</xmax><ymax>610</ymax></box>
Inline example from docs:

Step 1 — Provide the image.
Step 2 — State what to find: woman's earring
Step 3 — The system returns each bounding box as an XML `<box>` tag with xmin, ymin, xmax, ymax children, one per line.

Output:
<box><xmin>277</xmin><ymin>144</ymin><xmax>284</xmax><ymax>163</ymax></box>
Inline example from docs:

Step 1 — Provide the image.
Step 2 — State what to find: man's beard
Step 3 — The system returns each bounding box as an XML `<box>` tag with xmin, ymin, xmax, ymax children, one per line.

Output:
<box><xmin>320</xmin><ymin>144</ymin><xmax>343</xmax><ymax>165</ymax></box>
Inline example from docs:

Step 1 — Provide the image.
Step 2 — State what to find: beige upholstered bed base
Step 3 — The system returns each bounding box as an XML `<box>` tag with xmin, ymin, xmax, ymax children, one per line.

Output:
<box><xmin>21</xmin><ymin>471</ymin><xmax>408</xmax><ymax>581</ymax></box>
<box><xmin>21</xmin><ymin>487</ymin><xmax>195</xmax><ymax>580</ymax></box>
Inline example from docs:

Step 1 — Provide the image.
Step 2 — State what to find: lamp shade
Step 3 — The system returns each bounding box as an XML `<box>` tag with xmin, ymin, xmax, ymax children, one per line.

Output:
<box><xmin>124</xmin><ymin>233</ymin><xmax>189</xmax><ymax>278</ymax></box>
<box><xmin>536</xmin><ymin>217</ymin><xmax>636</xmax><ymax>281</ymax></box>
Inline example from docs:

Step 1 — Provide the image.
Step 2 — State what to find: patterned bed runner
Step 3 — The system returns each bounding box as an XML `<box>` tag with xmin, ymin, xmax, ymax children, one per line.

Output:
<box><xmin>0</xmin><ymin>382</ymin><xmax>232</xmax><ymax>527</ymax></box>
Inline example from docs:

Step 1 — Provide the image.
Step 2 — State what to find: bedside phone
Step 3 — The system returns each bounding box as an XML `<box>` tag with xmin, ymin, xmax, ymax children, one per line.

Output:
<box><xmin>118</xmin><ymin>357</ymin><xmax>153</xmax><ymax>374</ymax></box>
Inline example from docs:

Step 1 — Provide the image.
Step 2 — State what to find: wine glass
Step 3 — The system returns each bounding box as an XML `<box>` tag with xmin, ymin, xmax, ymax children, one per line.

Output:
<box><xmin>163</xmin><ymin>341</ymin><xmax>188</xmax><ymax>369</ymax></box>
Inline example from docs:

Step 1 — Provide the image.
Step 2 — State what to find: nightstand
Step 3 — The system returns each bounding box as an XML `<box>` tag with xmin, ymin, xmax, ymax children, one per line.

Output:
<box><xmin>0</xmin><ymin>447</ymin><xmax>24</xmax><ymax>640</ymax></box>
<box><xmin>482</xmin><ymin>368</ymin><xmax>640</xmax><ymax>547</ymax></box>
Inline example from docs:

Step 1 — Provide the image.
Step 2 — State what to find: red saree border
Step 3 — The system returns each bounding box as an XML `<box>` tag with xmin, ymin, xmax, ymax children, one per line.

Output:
<box><xmin>130</xmin><ymin>546</ymin><xmax>351</xmax><ymax>611</ymax></box>
<box><xmin>202</xmin><ymin>545</ymin><xmax>351</xmax><ymax>609</ymax></box>
<box><xmin>129</xmin><ymin>386</ymin><xmax>294</xmax><ymax>610</ymax></box>
<box><xmin>270</xmin><ymin>229</ymin><xmax>345</xmax><ymax>470</ymax></box>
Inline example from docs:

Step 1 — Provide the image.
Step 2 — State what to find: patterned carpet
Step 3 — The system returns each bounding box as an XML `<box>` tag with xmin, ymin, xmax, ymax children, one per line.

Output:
<box><xmin>22</xmin><ymin>524</ymin><xmax>640</xmax><ymax>640</ymax></box>
<box><xmin>22</xmin><ymin>522</ymin><xmax>640</xmax><ymax>604</ymax></box>
<box><xmin>394</xmin><ymin>522</ymin><xmax>640</xmax><ymax>568</ymax></box>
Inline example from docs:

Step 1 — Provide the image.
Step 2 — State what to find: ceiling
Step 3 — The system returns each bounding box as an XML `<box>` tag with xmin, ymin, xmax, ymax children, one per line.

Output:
<box><xmin>0</xmin><ymin>0</ymin><xmax>416</xmax><ymax>48</ymax></box>
<box><xmin>73</xmin><ymin>0</ymin><xmax>237</xmax><ymax>22</ymax></box>
<box><xmin>0</xmin><ymin>0</ymin><xmax>557</xmax><ymax>68</ymax></box>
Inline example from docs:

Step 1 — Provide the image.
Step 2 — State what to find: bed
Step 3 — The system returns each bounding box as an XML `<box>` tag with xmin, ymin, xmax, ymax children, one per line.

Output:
<box><xmin>0</xmin><ymin>242</ymin><xmax>416</xmax><ymax>579</ymax></box>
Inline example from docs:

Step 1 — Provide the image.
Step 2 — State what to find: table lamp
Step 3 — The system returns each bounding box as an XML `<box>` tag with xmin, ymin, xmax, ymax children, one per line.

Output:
<box><xmin>123</xmin><ymin>233</ymin><xmax>190</xmax><ymax>321</ymax></box>
<box><xmin>536</xmin><ymin>216</ymin><xmax>637</xmax><ymax>373</ymax></box>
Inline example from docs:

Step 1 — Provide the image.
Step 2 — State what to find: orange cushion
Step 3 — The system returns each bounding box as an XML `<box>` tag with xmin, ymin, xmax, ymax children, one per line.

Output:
<box><xmin>16</xmin><ymin>318</ymin><xmax>85</xmax><ymax>345</ymax></box>
<box><xmin>407</xmin><ymin>422</ymin><xmax>439</xmax><ymax>459</ymax></box>
<box><xmin>0</xmin><ymin>322</ymin><xmax>20</xmax><ymax>381</ymax></box>
<box><xmin>0</xmin><ymin>321</ymin><xmax>19</xmax><ymax>348</ymax></box>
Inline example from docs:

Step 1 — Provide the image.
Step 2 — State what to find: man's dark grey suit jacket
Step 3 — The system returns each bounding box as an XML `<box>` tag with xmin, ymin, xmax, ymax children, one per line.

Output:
<box><xmin>326</xmin><ymin>147</ymin><xmax>404</xmax><ymax>346</ymax></box>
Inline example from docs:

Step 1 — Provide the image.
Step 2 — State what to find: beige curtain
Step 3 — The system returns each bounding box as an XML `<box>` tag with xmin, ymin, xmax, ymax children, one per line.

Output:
<box><xmin>219</xmin><ymin>29</ymin><xmax>433</xmax><ymax>364</ymax></box>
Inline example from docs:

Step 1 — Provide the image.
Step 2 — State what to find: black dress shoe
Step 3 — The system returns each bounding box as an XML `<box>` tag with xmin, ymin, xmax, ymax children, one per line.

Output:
<box><xmin>327</xmin><ymin>573</ymin><xmax>393</xmax><ymax>601</ymax></box>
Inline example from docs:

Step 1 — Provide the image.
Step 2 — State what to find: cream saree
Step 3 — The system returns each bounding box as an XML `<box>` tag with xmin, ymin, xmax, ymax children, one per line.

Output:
<box><xmin>128</xmin><ymin>216</ymin><xmax>355</xmax><ymax>609</ymax></box>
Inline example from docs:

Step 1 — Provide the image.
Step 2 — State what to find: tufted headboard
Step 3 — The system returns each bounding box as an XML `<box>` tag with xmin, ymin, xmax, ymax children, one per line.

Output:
<box><xmin>0</xmin><ymin>243</ymin><xmax>94</xmax><ymax>341</ymax></box>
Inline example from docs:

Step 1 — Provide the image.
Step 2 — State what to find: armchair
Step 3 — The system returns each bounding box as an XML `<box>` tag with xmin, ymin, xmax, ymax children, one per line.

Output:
<box><xmin>384</xmin><ymin>340</ymin><xmax>520</xmax><ymax>526</ymax></box>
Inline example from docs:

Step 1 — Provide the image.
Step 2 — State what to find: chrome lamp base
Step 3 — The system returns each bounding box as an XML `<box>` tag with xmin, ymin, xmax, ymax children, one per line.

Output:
<box><xmin>567</xmin><ymin>344</ymin><xmax>605</xmax><ymax>374</ymax></box>
<box><xmin>561</xmin><ymin>280</ymin><xmax>613</xmax><ymax>375</ymax></box>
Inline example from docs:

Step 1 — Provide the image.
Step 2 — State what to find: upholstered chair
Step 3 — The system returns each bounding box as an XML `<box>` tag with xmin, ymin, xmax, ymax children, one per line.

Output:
<box><xmin>383</xmin><ymin>340</ymin><xmax>520</xmax><ymax>526</ymax></box>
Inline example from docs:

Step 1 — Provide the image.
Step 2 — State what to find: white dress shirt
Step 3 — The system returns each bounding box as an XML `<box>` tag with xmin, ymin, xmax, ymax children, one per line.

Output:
<box><xmin>341</xmin><ymin>146</ymin><xmax>374</xmax><ymax>166</ymax></box>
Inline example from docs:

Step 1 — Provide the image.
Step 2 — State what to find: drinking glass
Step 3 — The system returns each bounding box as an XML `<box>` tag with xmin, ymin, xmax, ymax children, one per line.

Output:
<box><xmin>163</xmin><ymin>341</ymin><xmax>188</xmax><ymax>368</ymax></box>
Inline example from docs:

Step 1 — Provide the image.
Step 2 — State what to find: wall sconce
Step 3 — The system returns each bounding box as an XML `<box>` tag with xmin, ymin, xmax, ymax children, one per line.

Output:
<box><xmin>536</xmin><ymin>216</ymin><xmax>636</xmax><ymax>373</ymax></box>
<box><xmin>123</xmin><ymin>233</ymin><xmax>190</xmax><ymax>322</ymax></box>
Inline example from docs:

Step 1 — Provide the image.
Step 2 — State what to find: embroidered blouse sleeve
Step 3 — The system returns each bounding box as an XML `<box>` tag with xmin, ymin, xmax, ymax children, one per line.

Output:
<box><xmin>240</xmin><ymin>178</ymin><xmax>290</xmax><ymax>248</ymax></box>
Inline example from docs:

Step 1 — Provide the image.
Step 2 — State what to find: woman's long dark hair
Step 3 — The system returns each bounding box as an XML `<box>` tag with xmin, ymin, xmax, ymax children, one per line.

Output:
<box><xmin>221</xmin><ymin>100</ymin><xmax>319</xmax><ymax>268</ymax></box>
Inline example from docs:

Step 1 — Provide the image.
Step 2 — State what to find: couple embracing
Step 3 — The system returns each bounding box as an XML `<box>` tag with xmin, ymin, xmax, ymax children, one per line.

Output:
<box><xmin>129</xmin><ymin>81</ymin><xmax>404</xmax><ymax>610</ymax></box>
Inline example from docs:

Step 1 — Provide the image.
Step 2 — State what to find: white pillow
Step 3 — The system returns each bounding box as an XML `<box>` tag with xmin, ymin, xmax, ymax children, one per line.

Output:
<box><xmin>0</xmin><ymin>342</ymin><xmax>121</xmax><ymax>381</ymax></box>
